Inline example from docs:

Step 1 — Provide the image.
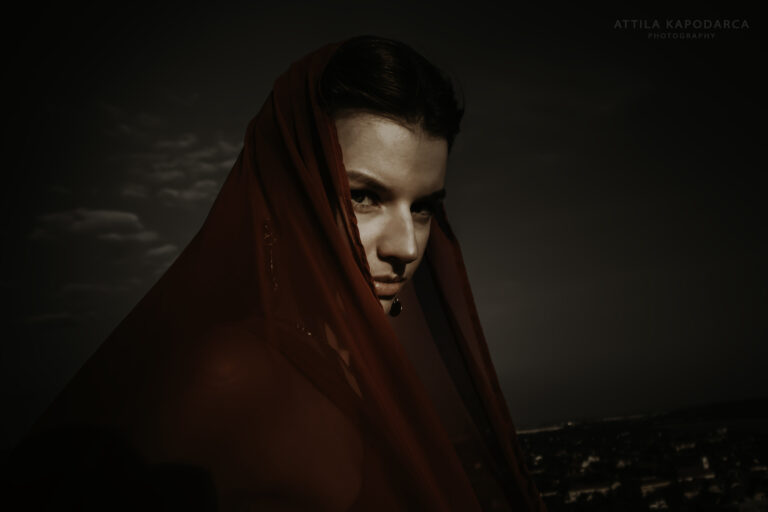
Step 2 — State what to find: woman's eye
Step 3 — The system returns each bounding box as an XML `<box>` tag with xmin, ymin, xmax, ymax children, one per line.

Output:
<box><xmin>412</xmin><ymin>201</ymin><xmax>436</xmax><ymax>218</ymax></box>
<box><xmin>350</xmin><ymin>189</ymin><xmax>377</xmax><ymax>208</ymax></box>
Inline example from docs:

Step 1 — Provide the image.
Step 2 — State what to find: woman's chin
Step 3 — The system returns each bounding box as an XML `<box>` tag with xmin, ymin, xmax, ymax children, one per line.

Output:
<box><xmin>379</xmin><ymin>297</ymin><xmax>393</xmax><ymax>314</ymax></box>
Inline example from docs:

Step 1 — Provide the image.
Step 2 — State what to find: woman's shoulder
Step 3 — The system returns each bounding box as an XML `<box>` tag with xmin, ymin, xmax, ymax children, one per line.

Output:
<box><xmin>154</xmin><ymin>318</ymin><xmax>366</xmax><ymax>510</ymax></box>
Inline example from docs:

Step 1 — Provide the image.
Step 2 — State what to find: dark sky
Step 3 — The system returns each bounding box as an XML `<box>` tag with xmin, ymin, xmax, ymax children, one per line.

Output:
<box><xmin>2</xmin><ymin>3</ymin><xmax>765</xmax><ymax>449</ymax></box>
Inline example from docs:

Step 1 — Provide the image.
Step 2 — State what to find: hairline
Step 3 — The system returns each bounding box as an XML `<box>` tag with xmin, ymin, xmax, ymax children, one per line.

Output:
<box><xmin>330</xmin><ymin>107</ymin><xmax>450</xmax><ymax>147</ymax></box>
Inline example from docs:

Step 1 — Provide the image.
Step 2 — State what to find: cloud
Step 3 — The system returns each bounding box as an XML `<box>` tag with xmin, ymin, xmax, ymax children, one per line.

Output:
<box><xmin>186</xmin><ymin>146</ymin><xmax>220</xmax><ymax>160</ymax></box>
<box><xmin>124</xmin><ymin>135</ymin><xmax>240</xmax><ymax>183</ymax></box>
<box><xmin>155</xmin><ymin>133</ymin><xmax>198</xmax><ymax>150</ymax></box>
<box><xmin>148</xmin><ymin>169</ymin><xmax>186</xmax><ymax>182</ymax></box>
<box><xmin>218</xmin><ymin>158</ymin><xmax>236</xmax><ymax>170</ymax></box>
<box><xmin>98</xmin><ymin>231</ymin><xmax>159</xmax><ymax>242</ymax></box>
<box><xmin>149</xmin><ymin>159</ymin><xmax>218</xmax><ymax>179</ymax></box>
<box><xmin>218</xmin><ymin>140</ymin><xmax>240</xmax><ymax>154</ymax></box>
<box><xmin>120</xmin><ymin>183</ymin><xmax>150</xmax><ymax>198</ymax></box>
<box><xmin>158</xmin><ymin>179</ymin><xmax>219</xmax><ymax>202</ymax></box>
<box><xmin>140</xmin><ymin>149</ymin><xmax>234</xmax><ymax>181</ymax></box>
<box><xmin>39</xmin><ymin>208</ymin><xmax>142</xmax><ymax>232</ymax></box>
<box><xmin>145</xmin><ymin>245</ymin><xmax>179</xmax><ymax>279</ymax></box>
<box><xmin>29</xmin><ymin>208</ymin><xmax>158</xmax><ymax>242</ymax></box>
<box><xmin>146</xmin><ymin>244</ymin><xmax>178</xmax><ymax>257</ymax></box>
<box><xmin>98</xmin><ymin>102</ymin><xmax>240</xmax><ymax>202</ymax></box>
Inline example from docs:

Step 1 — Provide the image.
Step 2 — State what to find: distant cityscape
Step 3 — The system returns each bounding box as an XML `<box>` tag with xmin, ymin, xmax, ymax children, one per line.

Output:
<box><xmin>518</xmin><ymin>398</ymin><xmax>768</xmax><ymax>511</ymax></box>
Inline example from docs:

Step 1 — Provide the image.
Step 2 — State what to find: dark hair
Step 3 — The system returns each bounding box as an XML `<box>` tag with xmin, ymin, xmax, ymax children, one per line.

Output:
<box><xmin>319</xmin><ymin>35</ymin><xmax>464</xmax><ymax>151</ymax></box>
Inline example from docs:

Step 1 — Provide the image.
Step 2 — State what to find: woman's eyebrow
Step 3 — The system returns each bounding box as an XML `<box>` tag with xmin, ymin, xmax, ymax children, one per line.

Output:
<box><xmin>346</xmin><ymin>169</ymin><xmax>389</xmax><ymax>195</ymax></box>
<box><xmin>424</xmin><ymin>188</ymin><xmax>447</xmax><ymax>202</ymax></box>
<box><xmin>346</xmin><ymin>169</ymin><xmax>446</xmax><ymax>201</ymax></box>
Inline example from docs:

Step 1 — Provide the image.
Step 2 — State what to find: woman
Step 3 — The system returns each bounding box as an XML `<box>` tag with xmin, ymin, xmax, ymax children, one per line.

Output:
<box><xmin>9</xmin><ymin>36</ymin><xmax>545</xmax><ymax>511</ymax></box>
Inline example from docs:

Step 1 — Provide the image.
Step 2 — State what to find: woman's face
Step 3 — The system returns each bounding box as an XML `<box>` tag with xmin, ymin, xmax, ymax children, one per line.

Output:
<box><xmin>335</xmin><ymin>112</ymin><xmax>448</xmax><ymax>314</ymax></box>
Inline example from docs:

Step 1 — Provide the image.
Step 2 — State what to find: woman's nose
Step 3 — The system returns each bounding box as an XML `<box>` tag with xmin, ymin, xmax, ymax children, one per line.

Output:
<box><xmin>377</xmin><ymin>207</ymin><xmax>419</xmax><ymax>265</ymax></box>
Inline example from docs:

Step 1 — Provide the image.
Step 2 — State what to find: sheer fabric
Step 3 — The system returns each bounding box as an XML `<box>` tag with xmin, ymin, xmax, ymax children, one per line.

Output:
<box><xmin>10</xmin><ymin>40</ymin><xmax>546</xmax><ymax>511</ymax></box>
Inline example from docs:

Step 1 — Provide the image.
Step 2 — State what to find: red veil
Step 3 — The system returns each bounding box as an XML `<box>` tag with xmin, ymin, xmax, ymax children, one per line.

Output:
<box><xmin>12</xmin><ymin>40</ymin><xmax>546</xmax><ymax>511</ymax></box>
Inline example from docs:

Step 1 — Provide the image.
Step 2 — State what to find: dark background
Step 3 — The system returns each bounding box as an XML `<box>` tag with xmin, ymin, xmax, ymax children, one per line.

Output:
<box><xmin>2</xmin><ymin>3</ymin><xmax>764</xmax><ymax>451</ymax></box>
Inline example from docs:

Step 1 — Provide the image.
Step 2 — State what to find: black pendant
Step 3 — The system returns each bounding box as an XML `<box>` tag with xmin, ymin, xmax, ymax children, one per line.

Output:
<box><xmin>389</xmin><ymin>296</ymin><xmax>402</xmax><ymax>317</ymax></box>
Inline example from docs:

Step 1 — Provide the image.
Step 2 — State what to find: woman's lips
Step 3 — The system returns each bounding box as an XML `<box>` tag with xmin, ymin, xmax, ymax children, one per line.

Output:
<box><xmin>374</xmin><ymin>280</ymin><xmax>404</xmax><ymax>298</ymax></box>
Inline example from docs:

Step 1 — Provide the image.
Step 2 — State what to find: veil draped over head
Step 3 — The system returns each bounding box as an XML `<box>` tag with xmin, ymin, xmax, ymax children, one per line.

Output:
<box><xmin>12</xmin><ymin>40</ymin><xmax>546</xmax><ymax>511</ymax></box>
